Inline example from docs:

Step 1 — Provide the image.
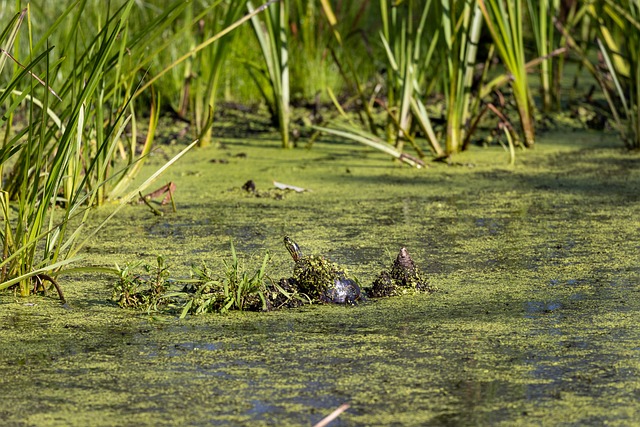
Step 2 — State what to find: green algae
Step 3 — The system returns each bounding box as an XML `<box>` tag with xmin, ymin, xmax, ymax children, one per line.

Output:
<box><xmin>1</xmin><ymin>128</ymin><xmax>640</xmax><ymax>426</ymax></box>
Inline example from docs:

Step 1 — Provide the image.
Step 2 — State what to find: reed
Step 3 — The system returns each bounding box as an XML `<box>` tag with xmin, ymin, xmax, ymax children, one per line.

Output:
<box><xmin>526</xmin><ymin>0</ymin><xmax>561</xmax><ymax>112</ymax></box>
<box><xmin>171</xmin><ymin>242</ymin><xmax>270</xmax><ymax>317</ymax></box>
<box><xmin>589</xmin><ymin>0</ymin><xmax>640</xmax><ymax>149</ymax></box>
<box><xmin>478</xmin><ymin>0</ymin><xmax>535</xmax><ymax>147</ymax></box>
<box><xmin>440</xmin><ymin>0</ymin><xmax>485</xmax><ymax>154</ymax></box>
<box><xmin>248</xmin><ymin>0</ymin><xmax>291</xmax><ymax>148</ymax></box>
<box><xmin>317</xmin><ymin>1</ymin><xmax>485</xmax><ymax>160</ymax></box>
<box><xmin>318</xmin><ymin>0</ymin><xmax>378</xmax><ymax>135</ymax></box>
<box><xmin>379</xmin><ymin>0</ymin><xmax>442</xmax><ymax>156</ymax></box>
<box><xmin>1</xmin><ymin>3</ymin><xmax>137</xmax><ymax>295</ymax></box>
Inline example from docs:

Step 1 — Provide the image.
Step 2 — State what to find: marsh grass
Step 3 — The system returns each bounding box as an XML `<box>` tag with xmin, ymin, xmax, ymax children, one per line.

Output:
<box><xmin>247</xmin><ymin>0</ymin><xmax>291</xmax><ymax>148</ymax></box>
<box><xmin>114</xmin><ymin>242</ymin><xmax>272</xmax><ymax>317</ymax></box>
<box><xmin>2</xmin><ymin>0</ymin><xmax>639</xmax><ymax>299</ymax></box>
<box><xmin>219</xmin><ymin>240</ymin><xmax>270</xmax><ymax>312</ymax></box>
<box><xmin>589</xmin><ymin>0</ymin><xmax>640</xmax><ymax>149</ymax></box>
<box><xmin>0</xmin><ymin>0</ymin><xmax>263</xmax><ymax>298</ymax></box>
<box><xmin>111</xmin><ymin>241</ymin><xmax>317</xmax><ymax>317</ymax></box>
<box><xmin>378</xmin><ymin>0</ymin><xmax>440</xmax><ymax>156</ymax></box>
<box><xmin>112</xmin><ymin>256</ymin><xmax>170</xmax><ymax>312</ymax></box>
<box><xmin>288</xmin><ymin>0</ymin><xmax>344</xmax><ymax>103</ymax></box>
<box><xmin>478</xmin><ymin>0</ymin><xmax>535</xmax><ymax>147</ymax></box>
<box><xmin>440</xmin><ymin>0</ymin><xmax>485</xmax><ymax>154</ymax></box>
<box><xmin>526</xmin><ymin>0</ymin><xmax>564</xmax><ymax>112</ymax></box>
<box><xmin>1</xmin><ymin>3</ymin><xmax>137</xmax><ymax>295</ymax></box>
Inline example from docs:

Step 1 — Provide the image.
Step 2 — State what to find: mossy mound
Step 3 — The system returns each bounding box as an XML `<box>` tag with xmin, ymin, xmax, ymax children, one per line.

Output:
<box><xmin>370</xmin><ymin>248</ymin><xmax>436</xmax><ymax>297</ymax></box>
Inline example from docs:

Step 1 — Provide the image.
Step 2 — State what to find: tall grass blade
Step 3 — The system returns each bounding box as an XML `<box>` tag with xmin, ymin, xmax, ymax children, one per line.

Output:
<box><xmin>478</xmin><ymin>0</ymin><xmax>535</xmax><ymax>147</ymax></box>
<box><xmin>248</xmin><ymin>0</ymin><xmax>291</xmax><ymax>148</ymax></box>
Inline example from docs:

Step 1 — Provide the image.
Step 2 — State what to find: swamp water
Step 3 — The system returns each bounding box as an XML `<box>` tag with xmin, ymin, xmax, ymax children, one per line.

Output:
<box><xmin>1</xmin><ymin>129</ymin><xmax>639</xmax><ymax>426</ymax></box>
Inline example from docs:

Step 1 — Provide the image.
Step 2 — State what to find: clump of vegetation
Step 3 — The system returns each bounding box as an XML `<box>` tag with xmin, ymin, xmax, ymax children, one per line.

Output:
<box><xmin>110</xmin><ymin>238</ymin><xmax>373</xmax><ymax>316</ymax></box>
<box><xmin>110</xmin><ymin>242</ymin><xmax>308</xmax><ymax>317</ymax></box>
<box><xmin>178</xmin><ymin>242</ymin><xmax>270</xmax><ymax>316</ymax></box>
<box><xmin>370</xmin><ymin>248</ymin><xmax>436</xmax><ymax>298</ymax></box>
<box><xmin>112</xmin><ymin>256</ymin><xmax>171</xmax><ymax>313</ymax></box>
<box><xmin>291</xmin><ymin>254</ymin><xmax>345</xmax><ymax>300</ymax></box>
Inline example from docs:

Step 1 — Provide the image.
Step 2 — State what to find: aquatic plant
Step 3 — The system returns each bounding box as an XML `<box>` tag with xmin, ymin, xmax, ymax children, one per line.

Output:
<box><xmin>0</xmin><ymin>3</ymin><xmax>138</xmax><ymax>296</ymax></box>
<box><xmin>313</xmin><ymin>1</ymin><xmax>433</xmax><ymax>166</ymax></box>
<box><xmin>318</xmin><ymin>0</ymin><xmax>378</xmax><ymax>136</ymax></box>
<box><xmin>525</xmin><ymin>0</ymin><xmax>566</xmax><ymax>112</ymax></box>
<box><xmin>478</xmin><ymin>0</ymin><xmax>535</xmax><ymax>148</ymax></box>
<box><xmin>287</xmin><ymin>0</ymin><xmax>344</xmax><ymax>103</ymax></box>
<box><xmin>168</xmin><ymin>242</ymin><xmax>271</xmax><ymax>317</ymax></box>
<box><xmin>377</xmin><ymin>0</ymin><xmax>440</xmax><ymax>156</ymax></box>
<box><xmin>111</xmin><ymin>0</ymin><xmax>279</xmax><ymax>147</ymax></box>
<box><xmin>112</xmin><ymin>239</ymin><xmax>369</xmax><ymax>316</ymax></box>
<box><xmin>220</xmin><ymin>240</ymin><xmax>270</xmax><ymax>312</ymax></box>
<box><xmin>439</xmin><ymin>0</ymin><xmax>485</xmax><ymax>154</ymax></box>
<box><xmin>111</xmin><ymin>256</ymin><xmax>171</xmax><ymax>313</ymax></box>
<box><xmin>154</xmin><ymin>1</ymin><xmax>246</xmax><ymax>147</ymax></box>
<box><xmin>247</xmin><ymin>0</ymin><xmax>291</xmax><ymax>148</ymax></box>
<box><xmin>588</xmin><ymin>0</ymin><xmax>640</xmax><ymax>149</ymax></box>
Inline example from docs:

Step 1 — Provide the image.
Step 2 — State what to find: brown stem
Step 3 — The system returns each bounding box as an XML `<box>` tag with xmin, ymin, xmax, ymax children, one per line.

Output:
<box><xmin>34</xmin><ymin>274</ymin><xmax>66</xmax><ymax>304</ymax></box>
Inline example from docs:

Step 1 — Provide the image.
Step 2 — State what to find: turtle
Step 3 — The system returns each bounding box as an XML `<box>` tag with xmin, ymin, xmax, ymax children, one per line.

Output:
<box><xmin>283</xmin><ymin>236</ymin><xmax>361</xmax><ymax>304</ymax></box>
<box><xmin>370</xmin><ymin>247</ymin><xmax>436</xmax><ymax>297</ymax></box>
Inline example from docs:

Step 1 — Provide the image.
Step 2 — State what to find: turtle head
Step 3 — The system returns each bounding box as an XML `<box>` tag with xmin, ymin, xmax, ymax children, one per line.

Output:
<box><xmin>284</xmin><ymin>236</ymin><xmax>302</xmax><ymax>262</ymax></box>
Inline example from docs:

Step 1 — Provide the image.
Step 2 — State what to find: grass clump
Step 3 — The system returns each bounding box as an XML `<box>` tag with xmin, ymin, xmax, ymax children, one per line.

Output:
<box><xmin>179</xmin><ymin>242</ymin><xmax>270</xmax><ymax>316</ymax></box>
<box><xmin>110</xmin><ymin>242</ymin><xmax>294</xmax><ymax>317</ymax></box>
<box><xmin>112</xmin><ymin>256</ymin><xmax>171</xmax><ymax>313</ymax></box>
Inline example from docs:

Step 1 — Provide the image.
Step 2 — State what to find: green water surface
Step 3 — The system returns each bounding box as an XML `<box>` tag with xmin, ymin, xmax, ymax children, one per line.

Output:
<box><xmin>1</xmin><ymin>129</ymin><xmax>639</xmax><ymax>426</ymax></box>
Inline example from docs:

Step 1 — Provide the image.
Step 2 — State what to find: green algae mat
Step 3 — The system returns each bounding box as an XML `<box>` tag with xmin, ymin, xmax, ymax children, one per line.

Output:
<box><xmin>1</xmin><ymin>129</ymin><xmax>639</xmax><ymax>426</ymax></box>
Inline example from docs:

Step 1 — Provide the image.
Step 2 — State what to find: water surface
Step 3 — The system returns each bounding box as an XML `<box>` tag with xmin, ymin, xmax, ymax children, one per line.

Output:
<box><xmin>1</xmin><ymin>130</ymin><xmax>639</xmax><ymax>426</ymax></box>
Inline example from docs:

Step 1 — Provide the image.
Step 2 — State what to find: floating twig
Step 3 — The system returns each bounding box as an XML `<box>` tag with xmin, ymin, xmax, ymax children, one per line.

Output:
<box><xmin>273</xmin><ymin>181</ymin><xmax>309</xmax><ymax>193</ymax></box>
<box><xmin>313</xmin><ymin>403</ymin><xmax>350</xmax><ymax>427</ymax></box>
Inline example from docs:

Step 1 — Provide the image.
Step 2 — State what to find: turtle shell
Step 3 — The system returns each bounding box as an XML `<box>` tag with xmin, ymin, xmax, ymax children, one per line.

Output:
<box><xmin>322</xmin><ymin>277</ymin><xmax>361</xmax><ymax>304</ymax></box>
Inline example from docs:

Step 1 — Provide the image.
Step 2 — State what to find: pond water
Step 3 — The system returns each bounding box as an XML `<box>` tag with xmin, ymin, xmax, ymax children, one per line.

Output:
<box><xmin>1</xmin><ymin>129</ymin><xmax>639</xmax><ymax>426</ymax></box>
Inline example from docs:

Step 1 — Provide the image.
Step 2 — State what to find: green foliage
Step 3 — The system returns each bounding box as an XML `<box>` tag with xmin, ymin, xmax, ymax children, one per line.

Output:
<box><xmin>590</xmin><ymin>0</ymin><xmax>640</xmax><ymax>149</ymax></box>
<box><xmin>8</xmin><ymin>0</ymin><xmax>639</xmax><ymax>160</ymax></box>
<box><xmin>0</xmin><ymin>0</ymin><xmax>244</xmax><ymax>297</ymax></box>
<box><xmin>112</xmin><ymin>256</ymin><xmax>171</xmax><ymax>312</ymax></box>
<box><xmin>439</xmin><ymin>0</ymin><xmax>485</xmax><ymax>154</ymax></box>
<box><xmin>288</xmin><ymin>0</ymin><xmax>344</xmax><ymax>102</ymax></box>
<box><xmin>318</xmin><ymin>0</ymin><xmax>487</xmax><ymax>159</ymax></box>
<box><xmin>178</xmin><ymin>244</ymin><xmax>270</xmax><ymax>316</ymax></box>
<box><xmin>379</xmin><ymin>0</ymin><xmax>441</xmax><ymax>156</ymax></box>
<box><xmin>478</xmin><ymin>0</ymin><xmax>535</xmax><ymax>147</ymax></box>
<box><xmin>111</xmin><ymin>242</ymin><xmax>273</xmax><ymax>317</ymax></box>
<box><xmin>318</xmin><ymin>0</ymin><xmax>379</xmax><ymax>136</ymax></box>
<box><xmin>247</xmin><ymin>0</ymin><xmax>291</xmax><ymax>148</ymax></box>
<box><xmin>1</xmin><ymin>2</ymin><xmax>138</xmax><ymax>294</ymax></box>
<box><xmin>220</xmin><ymin>240</ymin><xmax>270</xmax><ymax>312</ymax></box>
<box><xmin>526</xmin><ymin>0</ymin><xmax>563</xmax><ymax>112</ymax></box>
